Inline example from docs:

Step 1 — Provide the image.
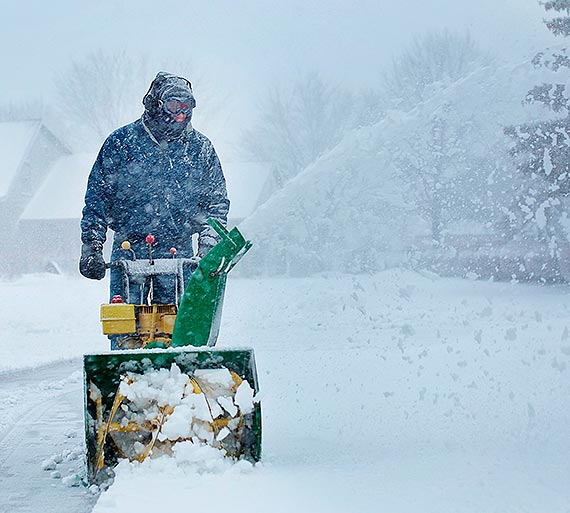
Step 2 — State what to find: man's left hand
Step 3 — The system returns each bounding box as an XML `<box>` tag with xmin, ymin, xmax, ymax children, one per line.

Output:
<box><xmin>197</xmin><ymin>244</ymin><xmax>214</xmax><ymax>258</ymax></box>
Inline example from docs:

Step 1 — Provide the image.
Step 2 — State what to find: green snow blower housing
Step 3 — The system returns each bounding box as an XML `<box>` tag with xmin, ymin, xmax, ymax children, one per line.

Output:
<box><xmin>83</xmin><ymin>220</ymin><xmax>261</xmax><ymax>483</ymax></box>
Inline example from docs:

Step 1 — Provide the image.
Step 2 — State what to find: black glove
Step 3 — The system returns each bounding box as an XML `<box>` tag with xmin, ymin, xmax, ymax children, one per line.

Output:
<box><xmin>79</xmin><ymin>243</ymin><xmax>106</xmax><ymax>280</ymax></box>
<box><xmin>197</xmin><ymin>243</ymin><xmax>214</xmax><ymax>258</ymax></box>
<box><xmin>197</xmin><ymin>234</ymin><xmax>217</xmax><ymax>258</ymax></box>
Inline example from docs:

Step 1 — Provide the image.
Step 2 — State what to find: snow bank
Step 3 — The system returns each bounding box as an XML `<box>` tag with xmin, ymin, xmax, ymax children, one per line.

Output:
<box><xmin>0</xmin><ymin>273</ymin><xmax>107</xmax><ymax>372</ymax></box>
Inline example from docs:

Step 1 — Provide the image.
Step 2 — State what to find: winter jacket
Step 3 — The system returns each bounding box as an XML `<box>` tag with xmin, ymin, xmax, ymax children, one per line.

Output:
<box><xmin>80</xmin><ymin>118</ymin><xmax>230</xmax><ymax>260</ymax></box>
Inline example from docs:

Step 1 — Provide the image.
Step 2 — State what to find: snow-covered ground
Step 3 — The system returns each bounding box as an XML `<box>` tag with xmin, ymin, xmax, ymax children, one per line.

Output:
<box><xmin>0</xmin><ymin>270</ymin><xmax>569</xmax><ymax>512</ymax></box>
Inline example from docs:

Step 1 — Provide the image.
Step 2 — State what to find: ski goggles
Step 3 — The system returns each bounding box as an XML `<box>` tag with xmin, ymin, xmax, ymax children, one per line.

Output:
<box><xmin>162</xmin><ymin>98</ymin><xmax>196</xmax><ymax>115</ymax></box>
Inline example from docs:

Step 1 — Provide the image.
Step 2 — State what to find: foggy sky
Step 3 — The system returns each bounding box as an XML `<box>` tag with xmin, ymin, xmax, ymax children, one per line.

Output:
<box><xmin>0</xmin><ymin>0</ymin><xmax>558</xmax><ymax>160</ymax></box>
<box><xmin>1</xmin><ymin>0</ymin><xmax>555</xmax><ymax>98</ymax></box>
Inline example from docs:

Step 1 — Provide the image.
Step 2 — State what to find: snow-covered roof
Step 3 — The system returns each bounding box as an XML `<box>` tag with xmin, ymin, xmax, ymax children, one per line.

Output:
<box><xmin>224</xmin><ymin>161</ymin><xmax>269</xmax><ymax>220</ymax></box>
<box><xmin>20</xmin><ymin>153</ymin><xmax>94</xmax><ymax>220</ymax></box>
<box><xmin>0</xmin><ymin>121</ymin><xmax>40</xmax><ymax>197</ymax></box>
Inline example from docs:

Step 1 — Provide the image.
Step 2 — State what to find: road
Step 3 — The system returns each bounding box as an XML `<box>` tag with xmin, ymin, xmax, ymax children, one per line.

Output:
<box><xmin>0</xmin><ymin>359</ymin><xmax>96</xmax><ymax>513</ymax></box>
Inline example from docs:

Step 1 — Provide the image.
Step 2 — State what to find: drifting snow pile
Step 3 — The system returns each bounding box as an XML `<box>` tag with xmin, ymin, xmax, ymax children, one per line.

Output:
<box><xmin>113</xmin><ymin>363</ymin><xmax>255</xmax><ymax>460</ymax></box>
<box><xmin>240</xmin><ymin>57</ymin><xmax>559</xmax><ymax>277</ymax></box>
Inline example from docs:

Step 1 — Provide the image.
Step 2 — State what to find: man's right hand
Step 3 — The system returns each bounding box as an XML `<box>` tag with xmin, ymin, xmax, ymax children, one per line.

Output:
<box><xmin>79</xmin><ymin>243</ymin><xmax>106</xmax><ymax>280</ymax></box>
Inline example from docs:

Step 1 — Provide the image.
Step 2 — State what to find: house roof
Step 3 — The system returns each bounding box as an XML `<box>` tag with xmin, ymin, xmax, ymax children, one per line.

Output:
<box><xmin>20</xmin><ymin>154</ymin><xmax>270</xmax><ymax>222</ymax></box>
<box><xmin>0</xmin><ymin>121</ymin><xmax>40</xmax><ymax>197</ymax></box>
<box><xmin>20</xmin><ymin>153</ymin><xmax>93</xmax><ymax>220</ymax></box>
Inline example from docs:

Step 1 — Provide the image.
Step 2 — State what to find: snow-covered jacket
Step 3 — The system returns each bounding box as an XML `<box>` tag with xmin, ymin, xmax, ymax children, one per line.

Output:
<box><xmin>80</xmin><ymin>119</ymin><xmax>229</xmax><ymax>259</ymax></box>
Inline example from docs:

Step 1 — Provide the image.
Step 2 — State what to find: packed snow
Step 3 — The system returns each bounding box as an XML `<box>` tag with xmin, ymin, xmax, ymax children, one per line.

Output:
<box><xmin>0</xmin><ymin>270</ymin><xmax>569</xmax><ymax>512</ymax></box>
<box><xmin>111</xmin><ymin>363</ymin><xmax>254</xmax><ymax>451</ymax></box>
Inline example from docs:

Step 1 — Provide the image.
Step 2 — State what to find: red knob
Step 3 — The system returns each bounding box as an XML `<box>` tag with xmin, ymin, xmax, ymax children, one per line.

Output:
<box><xmin>146</xmin><ymin>234</ymin><xmax>155</xmax><ymax>244</ymax></box>
<box><xmin>170</xmin><ymin>247</ymin><xmax>177</xmax><ymax>255</ymax></box>
<box><xmin>111</xmin><ymin>295</ymin><xmax>123</xmax><ymax>303</ymax></box>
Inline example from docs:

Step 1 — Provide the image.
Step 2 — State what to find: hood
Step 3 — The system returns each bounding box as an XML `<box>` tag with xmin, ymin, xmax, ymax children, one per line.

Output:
<box><xmin>142</xmin><ymin>71</ymin><xmax>196</xmax><ymax>144</ymax></box>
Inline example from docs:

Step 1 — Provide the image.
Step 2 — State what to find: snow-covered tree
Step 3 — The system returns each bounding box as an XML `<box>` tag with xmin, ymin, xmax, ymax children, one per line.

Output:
<box><xmin>504</xmin><ymin>3</ymin><xmax>570</xmax><ymax>272</ymax></box>
<box><xmin>543</xmin><ymin>0</ymin><xmax>570</xmax><ymax>36</ymax></box>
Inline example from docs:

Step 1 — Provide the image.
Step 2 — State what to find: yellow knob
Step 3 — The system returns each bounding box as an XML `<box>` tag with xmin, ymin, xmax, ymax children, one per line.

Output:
<box><xmin>121</xmin><ymin>241</ymin><xmax>131</xmax><ymax>250</ymax></box>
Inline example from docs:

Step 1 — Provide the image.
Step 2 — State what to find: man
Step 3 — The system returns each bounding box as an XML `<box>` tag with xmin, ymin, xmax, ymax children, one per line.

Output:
<box><xmin>79</xmin><ymin>71</ymin><xmax>229</xmax><ymax>305</ymax></box>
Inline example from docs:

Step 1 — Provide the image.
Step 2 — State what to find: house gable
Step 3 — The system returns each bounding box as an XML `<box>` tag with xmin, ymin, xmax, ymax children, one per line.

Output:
<box><xmin>0</xmin><ymin>121</ymin><xmax>40</xmax><ymax>197</ymax></box>
<box><xmin>0</xmin><ymin>120</ymin><xmax>71</xmax><ymax>274</ymax></box>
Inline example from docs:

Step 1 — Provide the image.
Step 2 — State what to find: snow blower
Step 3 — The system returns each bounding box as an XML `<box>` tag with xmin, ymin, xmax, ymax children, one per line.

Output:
<box><xmin>83</xmin><ymin>220</ymin><xmax>261</xmax><ymax>483</ymax></box>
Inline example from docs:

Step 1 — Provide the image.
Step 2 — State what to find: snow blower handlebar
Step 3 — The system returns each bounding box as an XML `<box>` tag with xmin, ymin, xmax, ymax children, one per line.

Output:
<box><xmin>106</xmin><ymin>258</ymin><xmax>199</xmax><ymax>305</ymax></box>
<box><xmin>100</xmin><ymin>220</ymin><xmax>252</xmax><ymax>346</ymax></box>
<box><xmin>101</xmin><ymin>220</ymin><xmax>225</xmax><ymax>305</ymax></box>
<box><xmin>103</xmin><ymin>235</ymin><xmax>199</xmax><ymax>306</ymax></box>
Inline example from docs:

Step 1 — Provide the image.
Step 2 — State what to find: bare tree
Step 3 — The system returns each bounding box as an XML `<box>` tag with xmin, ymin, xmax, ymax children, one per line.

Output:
<box><xmin>242</xmin><ymin>73</ymin><xmax>382</xmax><ymax>201</ymax></box>
<box><xmin>383</xmin><ymin>30</ymin><xmax>490</xmax><ymax>110</ymax></box>
<box><xmin>55</xmin><ymin>51</ymin><xmax>147</xmax><ymax>145</ymax></box>
<box><xmin>384</xmin><ymin>32</ymin><xmax>496</xmax><ymax>241</ymax></box>
<box><xmin>55</xmin><ymin>51</ymin><xmax>219</xmax><ymax>150</ymax></box>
